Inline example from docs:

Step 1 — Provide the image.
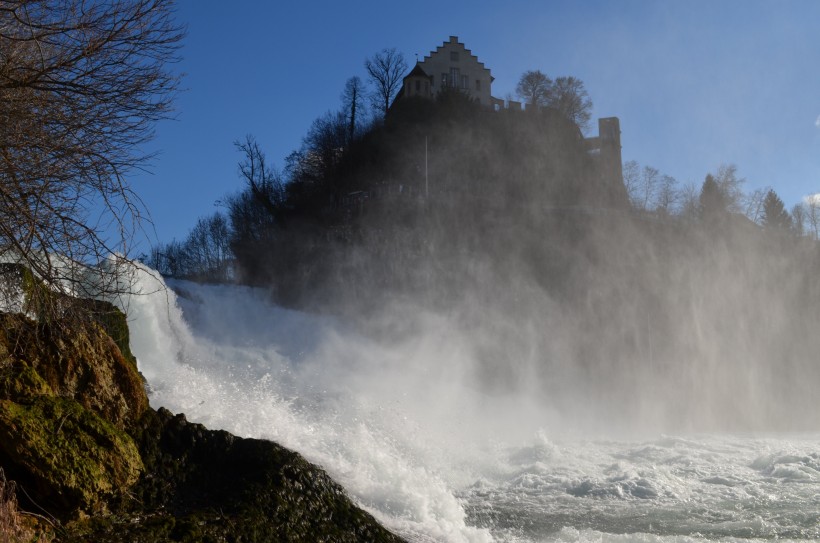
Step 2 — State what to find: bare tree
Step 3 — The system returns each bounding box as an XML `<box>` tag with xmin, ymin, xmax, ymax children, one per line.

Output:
<box><xmin>516</xmin><ymin>70</ymin><xmax>552</xmax><ymax>109</ymax></box>
<box><xmin>184</xmin><ymin>213</ymin><xmax>231</xmax><ymax>281</ymax></box>
<box><xmin>743</xmin><ymin>187</ymin><xmax>770</xmax><ymax>224</ymax></box>
<box><xmin>365</xmin><ymin>48</ymin><xmax>407</xmax><ymax>117</ymax></box>
<box><xmin>635</xmin><ymin>166</ymin><xmax>660</xmax><ymax>211</ymax></box>
<box><xmin>791</xmin><ymin>203</ymin><xmax>806</xmax><ymax>237</ymax></box>
<box><xmin>341</xmin><ymin>76</ymin><xmax>367</xmax><ymax>142</ymax></box>
<box><xmin>654</xmin><ymin>174</ymin><xmax>680</xmax><ymax>216</ymax></box>
<box><xmin>227</xmin><ymin>138</ymin><xmax>286</xmax><ymax>283</ymax></box>
<box><xmin>0</xmin><ymin>0</ymin><xmax>183</xmax><ymax>307</ymax></box>
<box><xmin>303</xmin><ymin>110</ymin><xmax>348</xmax><ymax>176</ymax></box>
<box><xmin>516</xmin><ymin>72</ymin><xmax>592</xmax><ymax>130</ymax></box>
<box><xmin>548</xmin><ymin>76</ymin><xmax>593</xmax><ymax>132</ymax></box>
<box><xmin>623</xmin><ymin>161</ymin><xmax>660</xmax><ymax>212</ymax></box>
<box><xmin>235</xmin><ymin>135</ymin><xmax>285</xmax><ymax>226</ymax></box>
<box><xmin>712</xmin><ymin>164</ymin><xmax>746</xmax><ymax>213</ymax></box>
<box><xmin>622</xmin><ymin>160</ymin><xmax>640</xmax><ymax>208</ymax></box>
<box><xmin>149</xmin><ymin>212</ymin><xmax>231</xmax><ymax>281</ymax></box>
<box><xmin>806</xmin><ymin>195</ymin><xmax>820</xmax><ymax>240</ymax></box>
<box><xmin>623</xmin><ymin>161</ymin><xmax>679</xmax><ymax>215</ymax></box>
<box><xmin>679</xmin><ymin>181</ymin><xmax>701</xmax><ymax>220</ymax></box>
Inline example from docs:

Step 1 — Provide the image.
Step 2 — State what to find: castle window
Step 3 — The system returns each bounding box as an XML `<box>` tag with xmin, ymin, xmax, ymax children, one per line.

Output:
<box><xmin>450</xmin><ymin>51</ymin><xmax>459</xmax><ymax>62</ymax></box>
<box><xmin>461</xmin><ymin>75</ymin><xmax>468</xmax><ymax>89</ymax></box>
<box><xmin>475</xmin><ymin>79</ymin><xmax>481</xmax><ymax>91</ymax></box>
<box><xmin>441</xmin><ymin>73</ymin><xmax>448</xmax><ymax>87</ymax></box>
<box><xmin>450</xmin><ymin>67</ymin><xmax>460</xmax><ymax>87</ymax></box>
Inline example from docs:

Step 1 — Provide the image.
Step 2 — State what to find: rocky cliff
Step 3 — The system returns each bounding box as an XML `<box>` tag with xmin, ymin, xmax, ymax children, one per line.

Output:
<box><xmin>0</xmin><ymin>264</ymin><xmax>404</xmax><ymax>542</ymax></box>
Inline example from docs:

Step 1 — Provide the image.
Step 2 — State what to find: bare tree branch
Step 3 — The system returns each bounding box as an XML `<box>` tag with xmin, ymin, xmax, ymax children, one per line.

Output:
<box><xmin>0</xmin><ymin>0</ymin><xmax>183</xmax><ymax>314</ymax></box>
<box><xmin>516</xmin><ymin>70</ymin><xmax>552</xmax><ymax>108</ymax></box>
<box><xmin>364</xmin><ymin>47</ymin><xmax>407</xmax><ymax>118</ymax></box>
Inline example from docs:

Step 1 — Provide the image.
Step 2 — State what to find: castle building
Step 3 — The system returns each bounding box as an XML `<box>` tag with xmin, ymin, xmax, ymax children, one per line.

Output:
<box><xmin>401</xmin><ymin>36</ymin><xmax>494</xmax><ymax>106</ymax></box>
<box><xmin>584</xmin><ymin>117</ymin><xmax>623</xmax><ymax>193</ymax></box>
<box><xmin>397</xmin><ymin>37</ymin><xmax>624</xmax><ymax>195</ymax></box>
<box><xmin>401</xmin><ymin>63</ymin><xmax>434</xmax><ymax>100</ymax></box>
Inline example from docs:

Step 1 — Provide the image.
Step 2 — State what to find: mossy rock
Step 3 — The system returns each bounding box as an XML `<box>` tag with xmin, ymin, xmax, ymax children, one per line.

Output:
<box><xmin>0</xmin><ymin>311</ymin><xmax>148</xmax><ymax>430</ymax></box>
<box><xmin>0</xmin><ymin>396</ymin><xmax>143</xmax><ymax>516</ymax></box>
<box><xmin>0</xmin><ymin>359</ymin><xmax>52</xmax><ymax>399</ymax></box>
<box><xmin>0</xmin><ymin>266</ymin><xmax>404</xmax><ymax>541</ymax></box>
<box><xmin>61</xmin><ymin>408</ymin><xmax>405</xmax><ymax>542</ymax></box>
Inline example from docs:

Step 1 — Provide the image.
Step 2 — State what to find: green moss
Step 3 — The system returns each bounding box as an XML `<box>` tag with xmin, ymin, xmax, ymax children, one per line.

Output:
<box><xmin>0</xmin><ymin>311</ymin><xmax>148</xmax><ymax>430</ymax></box>
<box><xmin>0</xmin><ymin>396</ymin><xmax>143</xmax><ymax>514</ymax></box>
<box><xmin>0</xmin><ymin>265</ymin><xmax>404</xmax><ymax>541</ymax></box>
<box><xmin>0</xmin><ymin>313</ymin><xmax>52</xmax><ymax>401</ymax></box>
<box><xmin>80</xmin><ymin>300</ymin><xmax>137</xmax><ymax>368</ymax></box>
<box><xmin>0</xmin><ymin>363</ymin><xmax>52</xmax><ymax>399</ymax></box>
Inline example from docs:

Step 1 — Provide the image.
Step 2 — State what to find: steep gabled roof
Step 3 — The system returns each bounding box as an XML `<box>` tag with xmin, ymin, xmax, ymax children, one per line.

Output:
<box><xmin>404</xmin><ymin>62</ymin><xmax>431</xmax><ymax>80</ymax></box>
<box><xmin>420</xmin><ymin>36</ymin><xmax>494</xmax><ymax>81</ymax></box>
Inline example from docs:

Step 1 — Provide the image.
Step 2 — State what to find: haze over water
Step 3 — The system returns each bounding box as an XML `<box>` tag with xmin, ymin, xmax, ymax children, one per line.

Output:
<box><xmin>121</xmin><ymin>263</ymin><xmax>820</xmax><ymax>542</ymax></box>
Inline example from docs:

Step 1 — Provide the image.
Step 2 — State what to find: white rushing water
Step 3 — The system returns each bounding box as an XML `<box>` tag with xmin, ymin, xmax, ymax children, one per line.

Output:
<box><xmin>120</xmin><ymin>266</ymin><xmax>820</xmax><ymax>542</ymax></box>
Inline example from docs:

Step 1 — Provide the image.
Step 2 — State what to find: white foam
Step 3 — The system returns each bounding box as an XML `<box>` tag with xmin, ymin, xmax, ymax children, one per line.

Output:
<box><xmin>118</xmin><ymin>265</ymin><xmax>494</xmax><ymax>542</ymax></box>
<box><xmin>116</xmin><ymin>263</ymin><xmax>820</xmax><ymax>542</ymax></box>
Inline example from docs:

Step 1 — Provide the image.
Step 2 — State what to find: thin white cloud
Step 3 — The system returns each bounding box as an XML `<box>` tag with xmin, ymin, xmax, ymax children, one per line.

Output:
<box><xmin>816</xmin><ymin>115</ymin><xmax>820</xmax><ymax>128</ymax></box>
<box><xmin>803</xmin><ymin>193</ymin><xmax>820</xmax><ymax>205</ymax></box>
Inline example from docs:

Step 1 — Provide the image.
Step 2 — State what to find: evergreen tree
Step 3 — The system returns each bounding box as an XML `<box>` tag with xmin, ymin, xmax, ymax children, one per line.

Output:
<box><xmin>761</xmin><ymin>189</ymin><xmax>792</xmax><ymax>232</ymax></box>
<box><xmin>699</xmin><ymin>174</ymin><xmax>727</xmax><ymax>222</ymax></box>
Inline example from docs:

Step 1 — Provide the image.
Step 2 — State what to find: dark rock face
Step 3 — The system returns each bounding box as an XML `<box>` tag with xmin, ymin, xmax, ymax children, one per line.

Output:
<box><xmin>0</xmin><ymin>293</ymin><xmax>404</xmax><ymax>542</ymax></box>
<box><xmin>68</xmin><ymin>408</ymin><xmax>404</xmax><ymax>542</ymax></box>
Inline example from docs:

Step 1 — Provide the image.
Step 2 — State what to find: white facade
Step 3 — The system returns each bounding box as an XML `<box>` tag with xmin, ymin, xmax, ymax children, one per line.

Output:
<box><xmin>417</xmin><ymin>36</ymin><xmax>493</xmax><ymax>106</ymax></box>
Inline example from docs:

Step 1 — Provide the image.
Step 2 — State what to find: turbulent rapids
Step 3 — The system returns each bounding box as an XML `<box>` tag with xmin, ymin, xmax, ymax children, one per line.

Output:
<box><xmin>121</xmin><ymin>266</ymin><xmax>820</xmax><ymax>542</ymax></box>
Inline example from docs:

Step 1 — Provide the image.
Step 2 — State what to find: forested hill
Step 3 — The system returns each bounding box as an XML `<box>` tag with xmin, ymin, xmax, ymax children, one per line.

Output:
<box><xmin>150</xmin><ymin>89</ymin><xmax>820</xmax><ymax>431</ymax></box>
<box><xmin>181</xmin><ymin>92</ymin><xmax>630</xmax><ymax>310</ymax></box>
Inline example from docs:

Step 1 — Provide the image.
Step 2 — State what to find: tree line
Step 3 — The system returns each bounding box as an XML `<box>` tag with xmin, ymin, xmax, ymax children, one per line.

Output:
<box><xmin>146</xmin><ymin>42</ymin><xmax>820</xmax><ymax>343</ymax></box>
<box><xmin>623</xmin><ymin>160</ymin><xmax>818</xmax><ymax>237</ymax></box>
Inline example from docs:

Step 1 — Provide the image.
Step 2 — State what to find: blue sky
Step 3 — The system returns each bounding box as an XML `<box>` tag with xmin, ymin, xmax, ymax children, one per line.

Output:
<box><xmin>132</xmin><ymin>0</ymin><xmax>820</xmax><ymax>249</ymax></box>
